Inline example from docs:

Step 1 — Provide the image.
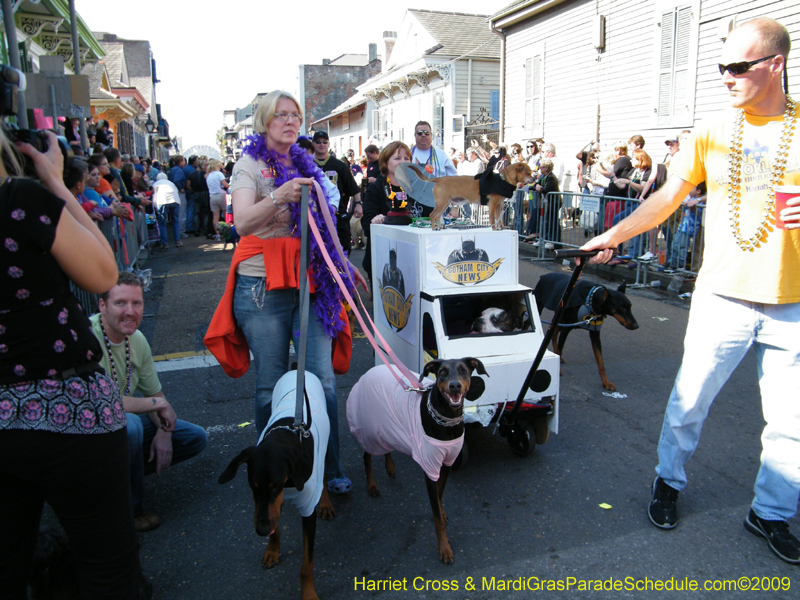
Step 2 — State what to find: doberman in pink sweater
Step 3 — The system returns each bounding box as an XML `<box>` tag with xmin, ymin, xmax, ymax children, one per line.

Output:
<box><xmin>347</xmin><ymin>358</ymin><xmax>487</xmax><ymax>563</ymax></box>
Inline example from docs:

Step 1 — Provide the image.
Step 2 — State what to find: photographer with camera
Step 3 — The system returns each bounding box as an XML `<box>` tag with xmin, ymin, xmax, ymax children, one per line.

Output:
<box><xmin>0</xmin><ymin>122</ymin><xmax>145</xmax><ymax>597</ymax></box>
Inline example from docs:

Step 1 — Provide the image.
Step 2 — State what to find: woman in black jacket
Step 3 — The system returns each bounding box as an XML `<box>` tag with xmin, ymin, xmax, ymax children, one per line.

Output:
<box><xmin>536</xmin><ymin>158</ymin><xmax>561</xmax><ymax>245</ymax></box>
<box><xmin>361</xmin><ymin>141</ymin><xmax>432</xmax><ymax>281</ymax></box>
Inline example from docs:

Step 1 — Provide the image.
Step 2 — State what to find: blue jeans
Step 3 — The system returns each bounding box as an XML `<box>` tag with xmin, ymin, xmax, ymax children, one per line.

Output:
<box><xmin>185</xmin><ymin>191</ymin><xmax>195</xmax><ymax>233</ymax></box>
<box><xmin>612</xmin><ymin>202</ymin><xmax>642</xmax><ymax>256</ymax></box>
<box><xmin>668</xmin><ymin>230</ymin><xmax>690</xmax><ymax>269</ymax></box>
<box><xmin>655</xmin><ymin>289</ymin><xmax>800</xmax><ymax>520</ymax></box>
<box><xmin>542</xmin><ymin>199</ymin><xmax>561</xmax><ymax>244</ymax></box>
<box><xmin>178</xmin><ymin>192</ymin><xmax>187</xmax><ymax>233</ymax></box>
<box><xmin>127</xmin><ymin>414</ymin><xmax>208</xmax><ymax>515</ymax></box>
<box><xmin>233</xmin><ymin>275</ymin><xmax>345</xmax><ymax>480</ymax></box>
<box><xmin>157</xmin><ymin>203</ymin><xmax>180</xmax><ymax>245</ymax></box>
<box><xmin>526</xmin><ymin>193</ymin><xmax>539</xmax><ymax>236</ymax></box>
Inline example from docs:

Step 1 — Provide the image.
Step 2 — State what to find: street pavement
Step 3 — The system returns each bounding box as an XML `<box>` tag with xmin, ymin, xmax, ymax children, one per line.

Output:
<box><xmin>120</xmin><ymin>234</ymin><xmax>797</xmax><ymax>599</ymax></box>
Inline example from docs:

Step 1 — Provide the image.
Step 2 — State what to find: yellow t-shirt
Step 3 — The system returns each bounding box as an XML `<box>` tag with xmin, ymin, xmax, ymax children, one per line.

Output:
<box><xmin>670</xmin><ymin>110</ymin><xmax>800</xmax><ymax>303</ymax></box>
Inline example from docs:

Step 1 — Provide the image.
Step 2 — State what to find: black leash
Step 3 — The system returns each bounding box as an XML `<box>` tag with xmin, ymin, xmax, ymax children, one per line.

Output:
<box><xmin>508</xmin><ymin>249</ymin><xmax>600</xmax><ymax>422</ymax></box>
<box><xmin>294</xmin><ymin>184</ymin><xmax>311</xmax><ymax>432</ymax></box>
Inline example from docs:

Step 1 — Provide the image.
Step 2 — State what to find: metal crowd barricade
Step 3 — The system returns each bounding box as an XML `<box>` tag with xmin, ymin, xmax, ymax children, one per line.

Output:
<box><xmin>69</xmin><ymin>282</ymin><xmax>99</xmax><ymax>316</ymax></box>
<box><xmin>70</xmin><ymin>210</ymin><xmax>158</xmax><ymax>317</ymax></box>
<box><xmin>521</xmin><ymin>191</ymin><xmax>612</xmax><ymax>257</ymax></box>
<box><xmin>98</xmin><ymin>211</ymin><xmax>152</xmax><ymax>272</ymax></box>
<box><xmin>466</xmin><ymin>189</ymin><xmax>523</xmax><ymax>229</ymax></box>
<box><xmin>459</xmin><ymin>187</ymin><xmax>705</xmax><ymax>288</ymax></box>
<box><xmin>518</xmin><ymin>191</ymin><xmax>705</xmax><ymax>286</ymax></box>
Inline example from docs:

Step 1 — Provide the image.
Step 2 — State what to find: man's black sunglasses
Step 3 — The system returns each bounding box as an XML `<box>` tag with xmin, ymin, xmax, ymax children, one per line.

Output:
<box><xmin>718</xmin><ymin>55</ymin><xmax>775</xmax><ymax>76</ymax></box>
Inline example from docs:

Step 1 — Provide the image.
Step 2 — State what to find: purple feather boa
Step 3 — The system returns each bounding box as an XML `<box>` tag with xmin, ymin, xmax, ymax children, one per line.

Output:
<box><xmin>242</xmin><ymin>134</ymin><xmax>355</xmax><ymax>339</ymax></box>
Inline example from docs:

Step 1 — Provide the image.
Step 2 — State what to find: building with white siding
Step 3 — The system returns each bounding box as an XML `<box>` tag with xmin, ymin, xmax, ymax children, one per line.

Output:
<box><xmin>490</xmin><ymin>0</ymin><xmax>800</xmax><ymax>160</ymax></box>
<box><xmin>310</xmin><ymin>91</ymin><xmax>375</xmax><ymax>159</ymax></box>
<box><xmin>351</xmin><ymin>9</ymin><xmax>501</xmax><ymax>153</ymax></box>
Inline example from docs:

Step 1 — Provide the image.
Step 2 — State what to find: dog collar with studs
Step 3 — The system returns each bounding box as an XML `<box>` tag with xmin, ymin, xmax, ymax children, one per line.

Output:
<box><xmin>263</xmin><ymin>424</ymin><xmax>310</xmax><ymax>440</ymax></box>
<box><xmin>425</xmin><ymin>389</ymin><xmax>464</xmax><ymax>427</ymax></box>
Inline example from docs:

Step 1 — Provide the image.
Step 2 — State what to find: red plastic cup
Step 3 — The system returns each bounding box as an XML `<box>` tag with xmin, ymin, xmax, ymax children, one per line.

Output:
<box><xmin>775</xmin><ymin>186</ymin><xmax>800</xmax><ymax>230</ymax></box>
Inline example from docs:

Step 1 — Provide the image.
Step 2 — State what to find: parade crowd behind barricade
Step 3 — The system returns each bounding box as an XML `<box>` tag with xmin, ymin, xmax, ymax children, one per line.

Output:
<box><xmin>56</xmin><ymin>115</ymin><xmax>238</xmax><ymax>266</ymax></box>
<box><xmin>342</xmin><ymin>130</ymin><xmax>705</xmax><ymax>282</ymax></box>
<box><xmin>454</xmin><ymin>132</ymin><xmax>706</xmax><ymax>279</ymax></box>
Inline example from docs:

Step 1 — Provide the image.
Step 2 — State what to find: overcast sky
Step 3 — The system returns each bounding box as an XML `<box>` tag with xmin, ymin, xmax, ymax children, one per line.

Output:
<box><xmin>76</xmin><ymin>0</ymin><xmax>507</xmax><ymax>151</ymax></box>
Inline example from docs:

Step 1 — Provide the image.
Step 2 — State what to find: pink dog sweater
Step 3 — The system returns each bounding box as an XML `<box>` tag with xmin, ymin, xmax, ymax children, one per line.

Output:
<box><xmin>347</xmin><ymin>365</ymin><xmax>464</xmax><ymax>481</ymax></box>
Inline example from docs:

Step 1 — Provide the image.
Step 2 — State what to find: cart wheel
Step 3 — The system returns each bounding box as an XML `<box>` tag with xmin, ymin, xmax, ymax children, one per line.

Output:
<box><xmin>452</xmin><ymin>441</ymin><xmax>468</xmax><ymax>470</ymax></box>
<box><xmin>508</xmin><ymin>424</ymin><xmax>533</xmax><ymax>457</ymax></box>
<box><xmin>533</xmin><ymin>417</ymin><xmax>550</xmax><ymax>445</ymax></box>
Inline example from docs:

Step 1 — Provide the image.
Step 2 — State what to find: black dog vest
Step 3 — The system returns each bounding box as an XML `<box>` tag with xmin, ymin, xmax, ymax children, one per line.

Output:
<box><xmin>474</xmin><ymin>156</ymin><xmax>517</xmax><ymax>205</ymax></box>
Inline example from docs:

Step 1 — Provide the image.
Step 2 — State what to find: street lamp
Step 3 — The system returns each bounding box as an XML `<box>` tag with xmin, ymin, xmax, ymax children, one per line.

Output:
<box><xmin>145</xmin><ymin>115</ymin><xmax>156</xmax><ymax>134</ymax></box>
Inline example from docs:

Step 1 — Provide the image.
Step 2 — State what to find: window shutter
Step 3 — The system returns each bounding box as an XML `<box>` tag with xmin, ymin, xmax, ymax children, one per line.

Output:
<box><xmin>372</xmin><ymin>109</ymin><xmax>380</xmax><ymax>135</ymax></box>
<box><xmin>525</xmin><ymin>58</ymin><xmax>533</xmax><ymax>131</ymax></box>
<box><xmin>531</xmin><ymin>54</ymin><xmax>543</xmax><ymax>136</ymax></box>
<box><xmin>672</xmin><ymin>6</ymin><xmax>692</xmax><ymax>120</ymax></box>
<box><xmin>657</xmin><ymin>5</ymin><xmax>693</xmax><ymax>126</ymax></box>
<box><xmin>657</xmin><ymin>10</ymin><xmax>675</xmax><ymax>127</ymax></box>
<box><xmin>524</xmin><ymin>44</ymin><xmax>544</xmax><ymax>135</ymax></box>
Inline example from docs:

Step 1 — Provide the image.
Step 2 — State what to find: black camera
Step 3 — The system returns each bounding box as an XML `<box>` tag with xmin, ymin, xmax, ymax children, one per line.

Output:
<box><xmin>3</xmin><ymin>126</ymin><xmax>71</xmax><ymax>178</ymax></box>
<box><xmin>7</xmin><ymin>127</ymin><xmax>49</xmax><ymax>152</ymax></box>
<box><xmin>1</xmin><ymin>64</ymin><xmax>71</xmax><ymax>177</ymax></box>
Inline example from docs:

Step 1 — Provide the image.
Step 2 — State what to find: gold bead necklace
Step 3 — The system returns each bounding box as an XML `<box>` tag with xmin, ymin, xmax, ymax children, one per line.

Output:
<box><xmin>727</xmin><ymin>96</ymin><xmax>796</xmax><ymax>251</ymax></box>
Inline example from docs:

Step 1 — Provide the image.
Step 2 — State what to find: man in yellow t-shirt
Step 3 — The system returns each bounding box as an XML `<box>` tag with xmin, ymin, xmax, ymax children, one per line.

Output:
<box><xmin>584</xmin><ymin>17</ymin><xmax>800</xmax><ymax>564</ymax></box>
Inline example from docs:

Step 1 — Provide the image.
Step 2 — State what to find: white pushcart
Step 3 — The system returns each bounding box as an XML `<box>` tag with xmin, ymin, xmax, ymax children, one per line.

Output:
<box><xmin>370</xmin><ymin>224</ymin><xmax>560</xmax><ymax>456</ymax></box>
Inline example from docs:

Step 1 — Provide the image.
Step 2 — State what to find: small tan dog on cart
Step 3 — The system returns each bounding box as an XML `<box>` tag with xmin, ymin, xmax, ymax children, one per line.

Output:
<box><xmin>396</xmin><ymin>158</ymin><xmax>533</xmax><ymax>230</ymax></box>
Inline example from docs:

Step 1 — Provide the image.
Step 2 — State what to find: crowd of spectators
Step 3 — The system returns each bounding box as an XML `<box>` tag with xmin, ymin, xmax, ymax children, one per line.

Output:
<box><xmin>60</xmin><ymin>126</ymin><xmax>234</xmax><ymax>255</ymax></box>
<box><xmin>273</xmin><ymin>125</ymin><xmax>704</xmax><ymax>277</ymax></box>
<box><xmin>508</xmin><ymin>131</ymin><xmax>703</xmax><ymax>272</ymax></box>
<box><xmin>313</xmin><ymin>128</ymin><xmax>700</xmax><ymax>275</ymax></box>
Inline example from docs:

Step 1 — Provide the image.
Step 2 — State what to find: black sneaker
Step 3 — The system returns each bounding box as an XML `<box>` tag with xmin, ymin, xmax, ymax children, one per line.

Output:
<box><xmin>649</xmin><ymin>477</ymin><xmax>679</xmax><ymax>529</ymax></box>
<box><xmin>744</xmin><ymin>509</ymin><xmax>800</xmax><ymax>564</ymax></box>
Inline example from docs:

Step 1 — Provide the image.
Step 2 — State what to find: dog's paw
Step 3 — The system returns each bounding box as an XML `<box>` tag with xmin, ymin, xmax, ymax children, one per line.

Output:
<box><xmin>367</xmin><ymin>483</ymin><xmax>381</xmax><ymax>497</ymax></box>
<box><xmin>317</xmin><ymin>504</ymin><xmax>335</xmax><ymax>521</ymax></box>
<box><xmin>262</xmin><ymin>548</ymin><xmax>280</xmax><ymax>569</ymax></box>
<box><xmin>439</xmin><ymin>544</ymin><xmax>455</xmax><ymax>564</ymax></box>
<box><xmin>317</xmin><ymin>488</ymin><xmax>335</xmax><ymax>520</ymax></box>
<box><xmin>603</xmin><ymin>381</ymin><xmax>616</xmax><ymax>391</ymax></box>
